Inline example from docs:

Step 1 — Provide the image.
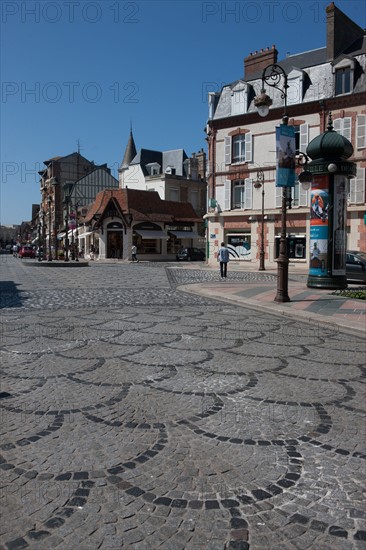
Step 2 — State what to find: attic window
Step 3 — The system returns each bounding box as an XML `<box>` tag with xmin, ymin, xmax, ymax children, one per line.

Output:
<box><xmin>287</xmin><ymin>69</ymin><xmax>304</xmax><ymax>106</ymax></box>
<box><xmin>231</xmin><ymin>83</ymin><xmax>247</xmax><ymax>116</ymax></box>
<box><xmin>335</xmin><ymin>67</ymin><xmax>351</xmax><ymax>95</ymax></box>
<box><xmin>333</xmin><ymin>58</ymin><xmax>355</xmax><ymax>96</ymax></box>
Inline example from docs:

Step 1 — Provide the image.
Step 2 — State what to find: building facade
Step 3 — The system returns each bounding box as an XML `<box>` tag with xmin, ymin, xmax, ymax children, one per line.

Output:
<box><xmin>205</xmin><ymin>2</ymin><xmax>366</xmax><ymax>266</ymax></box>
<box><xmin>119</xmin><ymin>131</ymin><xmax>207</xmax><ymax>219</ymax></box>
<box><xmin>38</xmin><ymin>153</ymin><xmax>119</xmax><ymax>258</ymax></box>
<box><xmin>82</xmin><ymin>188</ymin><xmax>202</xmax><ymax>261</ymax></box>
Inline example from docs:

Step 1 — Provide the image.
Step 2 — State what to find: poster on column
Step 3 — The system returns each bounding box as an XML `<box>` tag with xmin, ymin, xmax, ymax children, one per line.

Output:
<box><xmin>309</xmin><ymin>176</ymin><xmax>329</xmax><ymax>276</ymax></box>
<box><xmin>332</xmin><ymin>176</ymin><xmax>347</xmax><ymax>275</ymax></box>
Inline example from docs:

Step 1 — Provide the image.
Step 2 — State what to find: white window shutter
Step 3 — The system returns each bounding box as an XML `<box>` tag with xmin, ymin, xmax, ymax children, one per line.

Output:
<box><xmin>244</xmin><ymin>178</ymin><xmax>252</xmax><ymax>209</ymax></box>
<box><xmin>357</xmin><ymin>115</ymin><xmax>366</xmax><ymax>149</ymax></box>
<box><xmin>225</xmin><ymin>137</ymin><xmax>231</xmax><ymax>165</ymax></box>
<box><xmin>333</xmin><ymin>118</ymin><xmax>341</xmax><ymax>134</ymax></box>
<box><xmin>275</xmin><ymin>186</ymin><xmax>282</xmax><ymax>208</ymax></box>
<box><xmin>350</xmin><ymin>168</ymin><xmax>365</xmax><ymax>204</ymax></box>
<box><xmin>224</xmin><ymin>179</ymin><xmax>231</xmax><ymax>210</ymax></box>
<box><xmin>299</xmin><ymin>183</ymin><xmax>308</xmax><ymax>206</ymax></box>
<box><xmin>299</xmin><ymin>123</ymin><xmax>309</xmax><ymax>153</ymax></box>
<box><xmin>232</xmin><ymin>90</ymin><xmax>245</xmax><ymax>115</ymax></box>
<box><xmin>343</xmin><ymin>117</ymin><xmax>352</xmax><ymax>141</ymax></box>
<box><xmin>245</xmin><ymin>132</ymin><xmax>252</xmax><ymax>162</ymax></box>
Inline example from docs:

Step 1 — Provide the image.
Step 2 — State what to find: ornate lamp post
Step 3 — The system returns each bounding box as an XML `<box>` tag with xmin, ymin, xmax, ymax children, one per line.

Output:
<box><xmin>47</xmin><ymin>196</ymin><xmax>53</xmax><ymax>261</ymax></box>
<box><xmin>75</xmin><ymin>202</ymin><xmax>79</xmax><ymax>262</ymax></box>
<box><xmin>254</xmin><ymin>63</ymin><xmax>291</xmax><ymax>302</ymax></box>
<box><xmin>64</xmin><ymin>194</ymin><xmax>70</xmax><ymax>262</ymax></box>
<box><xmin>37</xmin><ymin>221</ymin><xmax>42</xmax><ymax>262</ymax></box>
<box><xmin>254</xmin><ymin>170</ymin><xmax>265</xmax><ymax>271</ymax></box>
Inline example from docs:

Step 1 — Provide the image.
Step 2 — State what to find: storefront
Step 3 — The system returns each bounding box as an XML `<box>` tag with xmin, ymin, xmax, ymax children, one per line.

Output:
<box><xmin>133</xmin><ymin>223</ymin><xmax>167</xmax><ymax>255</ymax></box>
<box><xmin>226</xmin><ymin>233</ymin><xmax>252</xmax><ymax>261</ymax></box>
<box><xmin>275</xmin><ymin>234</ymin><xmax>306</xmax><ymax>260</ymax></box>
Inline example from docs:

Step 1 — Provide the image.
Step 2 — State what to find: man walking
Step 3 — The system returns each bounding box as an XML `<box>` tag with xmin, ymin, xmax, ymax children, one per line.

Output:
<box><xmin>217</xmin><ymin>242</ymin><xmax>230</xmax><ymax>279</ymax></box>
<box><xmin>131</xmin><ymin>244</ymin><xmax>139</xmax><ymax>262</ymax></box>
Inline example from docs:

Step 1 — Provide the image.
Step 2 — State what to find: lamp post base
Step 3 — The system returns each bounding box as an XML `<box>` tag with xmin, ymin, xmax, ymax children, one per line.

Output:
<box><xmin>274</xmin><ymin>257</ymin><xmax>290</xmax><ymax>302</ymax></box>
<box><xmin>258</xmin><ymin>252</ymin><xmax>265</xmax><ymax>271</ymax></box>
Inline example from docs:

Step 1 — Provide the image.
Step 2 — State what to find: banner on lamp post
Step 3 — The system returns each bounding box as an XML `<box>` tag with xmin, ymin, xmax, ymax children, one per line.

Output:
<box><xmin>276</xmin><ymin>125</ymin><xmax>296</xmax><ymax>188</ymax></box>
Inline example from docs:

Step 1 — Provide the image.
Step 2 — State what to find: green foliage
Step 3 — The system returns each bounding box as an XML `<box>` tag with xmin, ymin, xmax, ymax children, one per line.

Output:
<box><xmin>332</xmin><ymin>288</ymin><xmax>366</xmax><ymax>300</ymax></box>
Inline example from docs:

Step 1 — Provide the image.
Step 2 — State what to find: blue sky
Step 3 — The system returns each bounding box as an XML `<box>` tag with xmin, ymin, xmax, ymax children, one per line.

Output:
<box><xmin>1</xmin><ymin>0</ymin><xmax>365</xmax><ymax>225</ymax></box>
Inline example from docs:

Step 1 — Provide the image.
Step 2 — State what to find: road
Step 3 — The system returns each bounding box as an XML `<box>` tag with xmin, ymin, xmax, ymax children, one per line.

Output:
<box><xmin>0</xmin><ymin>257</ymin><xmax>365</xmax><ymax>549</ymax></box>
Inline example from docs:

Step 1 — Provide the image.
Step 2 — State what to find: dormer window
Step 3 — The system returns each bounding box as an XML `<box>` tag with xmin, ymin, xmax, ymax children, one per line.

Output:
<box><xmin>146</xmin><ymin>162</ymin><xmax>161</xmax><ymax>176</ymax></box>
<box><xmin>335</xmin><ymin>67</ymin><xmax>351</xmax><ymax>94</ymax></box>
<box><xmin>332</xmin><ymin>57</ymin><xmax>355</xmax><ymax>96</ymax></box>
<box><xmin>231</xmin><ymin>81</ymin><xmax>248</xmax><ymax>116</ymax></box>
<box><xmin>287</xmin><ymin>69</ymin><xmax>304</xmax><ymax>106</ymax></box>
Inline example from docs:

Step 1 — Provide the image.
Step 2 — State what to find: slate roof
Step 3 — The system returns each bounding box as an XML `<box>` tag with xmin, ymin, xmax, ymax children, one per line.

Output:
<box><xmin>119</xmin><ymin>130</ymin><xmax>137</xmax><ymax>171</ymax></box>
<box><xmin>246</xmin><ymin>48</ymin><xmax>328</xmax><ymax>83</ymax></box>
<box><xmin>83</xmin><ymin>189</ymin><xmax>201</xmax><ymax>225</ymax></box>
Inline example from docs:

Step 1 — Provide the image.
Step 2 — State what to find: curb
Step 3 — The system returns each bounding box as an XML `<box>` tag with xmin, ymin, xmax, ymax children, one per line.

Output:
<box><xmin>179</xmin><ymin>284</ymin><xmax>366</xmax><ymax>338</ymax></box>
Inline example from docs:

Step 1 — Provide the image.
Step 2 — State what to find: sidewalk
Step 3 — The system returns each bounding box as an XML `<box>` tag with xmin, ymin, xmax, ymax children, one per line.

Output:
<box><xmin>179</xmin><ymin>263</ymin><xmax>366</xmax><ymax>337</ymax></box>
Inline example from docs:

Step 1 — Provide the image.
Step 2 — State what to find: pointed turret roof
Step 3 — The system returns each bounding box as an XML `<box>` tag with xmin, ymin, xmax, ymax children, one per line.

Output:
<box><xmin>119</xmin><ymin>129</ymin><xmax>137</xmax><ymax>172</ymax></box>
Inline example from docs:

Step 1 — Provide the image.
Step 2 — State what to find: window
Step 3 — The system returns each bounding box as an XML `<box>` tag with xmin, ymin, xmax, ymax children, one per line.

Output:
<box><xmin>231</xmin><ymin>83</ymin><xmax>247</xmax><ymax>115</ymax></box>
<box><xmin>287</xmin><ymin>69</ymin><xmax>304</xmax><ymax>106</ymax></box>
<box><xmin>290</xmin><ymin>178</ymin><xmax>309</xmax><ymax>207</ymax></box>
<box><xmin>335</xmin><ymin>67</ymin><xmax>351</xmax><ymax>95</ymax></box>
<box><xmin>224</xmin><ymin>178</ymin><xmax>252</xmax><ymax>210</ymax></box>
<box><xmin>294</xmin><ymin>123</ymin><xmax>309</xmax><ymax>154</ymax></box>
<box><xmin>333</xmin><ymin>58</ymin><xmax>355</xmax><ymax>96</ymax></box>
<box><xmin>169</xmin><ymin>188</ymin><xmax>179</xmax><ymax>201</ymax></box>
<box><xmin>232</xmin><ymin>135</ymin><xmax>246</xmax><ymax>163</ymax></box>
<box><xmin>275</xmin><ymin>186</ymin><xmax>293</xmax><ymax>208</ymax></box>
<box><xmin>333</xmin><ymin>117</ymin><xmax>351</xmax><ymax>141</ymax></box>
<box><xmin>357</xmin><ymin>115</ymin><xmax>366</xmax><ymax>149</ymax></box>
<box><xmin>224</xmin><ymin>133</ymin><xmax>252</xmax><ymax>165</ymax></box>
<box><xmin>190</xmin><ymin>189</ymin><xmax>198</xmax><ymax>209</ymax></box>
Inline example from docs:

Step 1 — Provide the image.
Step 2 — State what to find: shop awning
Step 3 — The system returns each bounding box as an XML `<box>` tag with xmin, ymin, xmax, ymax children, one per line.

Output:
<box><xmin>135</xmin><ymin>230</ymin><xmax>167</xmax><ymax>239</ymax></box>
<box><xmin>169</xmin><ymin>231</ymin><xmax>200</xmax><ymax>239</ymax></box>
<box><xmin>57</xmin><ymin>233</ymin><xmax>66</xmax><ymax>239</ymax></box>
<box><xmin>78</xmin><ymin>231</ymin><xmax>93</xmax><ymax>238</ymax></box>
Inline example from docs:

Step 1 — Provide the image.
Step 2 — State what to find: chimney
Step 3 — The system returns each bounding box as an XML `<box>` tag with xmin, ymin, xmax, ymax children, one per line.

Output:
<box><xmin>244</xmin><ymin>45</ymin><xmax>278</xmax><ymax>79</ymax></box>
<box><xmin>326</xmin><ymin>2</ymin><xmax>364</xmax><ymax>61</ymax></box>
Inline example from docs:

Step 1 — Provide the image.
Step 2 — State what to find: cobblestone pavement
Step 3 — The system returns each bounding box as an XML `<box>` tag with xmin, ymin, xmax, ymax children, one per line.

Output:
<box><xmin>0</xmin><ymin>257</ymin><xmax>365</xmax><ymax>549</ymax></box>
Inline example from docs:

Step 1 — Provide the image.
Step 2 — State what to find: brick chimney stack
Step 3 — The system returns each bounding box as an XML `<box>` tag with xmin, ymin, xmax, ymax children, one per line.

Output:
<box><xmin>244</xmin><ymin>45</ymin><xmax>278</xmax><ymax>80</ymax></box>
<box><xmin>326</xmin><ymin>2</ymin><xmax>364</xmax><ymax>61</ymax></box>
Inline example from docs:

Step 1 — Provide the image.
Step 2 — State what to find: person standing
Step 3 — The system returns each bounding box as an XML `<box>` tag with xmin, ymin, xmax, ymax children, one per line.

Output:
<box><xmin>131</xmin><ymin>244</ymin><xmax>139</xmax><ymax>262</ymax></box>
<box><xmin>217</xmin><ymin>242</ymin><xmax>229</xmax><ymax>279</ymax></box>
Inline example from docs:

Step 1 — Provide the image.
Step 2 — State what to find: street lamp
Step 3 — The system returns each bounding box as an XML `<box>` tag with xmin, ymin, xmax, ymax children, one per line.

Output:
<box><xmin>37</xmin><ymin>221</ymin><xmax>42</xmax><ymax>262</ymax></box>
<box><xmin>47</xmin><ymin>196</ymin><xmax>53</xmax><ymax>261</ymax></box>
<box><xmin>64</xmin><ymin>194</ymin><xmax>70</xmax><ymax>262</ymax></box>
<box><xmin>254</xmin><ymin>63</ymin><xmax>290</xmax><ymax>302</ymax></box>
<box><xmin>254</xmin><ymin>170</ymin><xmax>265</xmax><ymax>271</ymax></box>
<box><xmin>74</xmin><ymin>202</ymin><xmax>79</xmax><ymax>262</ymax></box>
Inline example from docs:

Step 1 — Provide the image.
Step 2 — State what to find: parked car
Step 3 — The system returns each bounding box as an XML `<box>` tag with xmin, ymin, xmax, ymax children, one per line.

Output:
<box><xmin>176</xmin><ymin>247</ymin><xmax>205</xmax><ymax>261</ymax></box>
<box><xmin>18</xmin><ymin>245</ymin><xmax>36</xmax><ymax>259</ymax></box>
<box><xmin>346</xmin><ymin>251</ymin><xmax>366</xmax><ymax>284</ymax></box>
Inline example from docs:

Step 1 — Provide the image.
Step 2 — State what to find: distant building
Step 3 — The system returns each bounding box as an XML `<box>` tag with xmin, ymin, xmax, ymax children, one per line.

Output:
<box><xmin>81</xmin><ymin>188</ymin><xmax>202</xmax><ymax>260</ymax></box>
<box><xmin>118</xmin><ymin>130</ymin><xmax>207</xmax><ymax>218</ymax></box>
<box><xmin>38</xmin><ymin>152</ymin><xmax>118</xmax><ymax>257</ymax></box>
<box><xmin>205</xmin><ymin>2</ymin><xmax>365</xmax><ymax>265</ymax></box>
